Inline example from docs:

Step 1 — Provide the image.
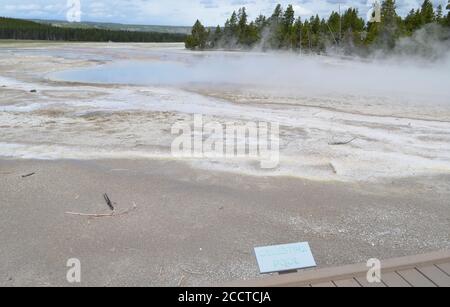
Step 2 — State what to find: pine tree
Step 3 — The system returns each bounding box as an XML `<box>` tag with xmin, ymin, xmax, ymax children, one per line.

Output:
<box><xmin>381</xmin><ymin>0</ymin><xmax>398</xmax><ymax>25</ymax></box>
<box><xmin>420</xmin><ymin>0</ymin><xmax>435</xmax><ymax>24</ymax></box>
<box><xmin>303</xmin><ymin>20</ymin><xmax>312</xmax><ymax>51</ymax></box>
<box><xmin>447</xmin><ymin>0</ymin><xmax>450</xmax><ymax>26</ymax></box>
<box><xmin>342</xmin><ymin>8</ymin><xmax>365</xmax><ymax>33</ymax></box>
<box><xmin>229</xmin><ymin>11</ymin><xmax>238</xmax><ymax>27</ymax></box>
<box><xmin>267</xmin><ymin>4</ymin><xmax>284</xmax><ymax>48</ymax></box>
<box><xmin>237</xmin><ymin>7</ymin><xmax>248</xmax><ymax>45</ymax></box>
<box><xmin>404</xmin><ymin>9</ymin><xmax>422</xmax><ymax>33</ymax></box>
<box><xmin>185</xmin><ymin>20</ymin><xmax>208</xmax><ymax>50</ymax></box>
<box><xmin>283</xmin><ymin>5</ymin><xmax>295</xmax><ymax>30</ymax></box>
<box><xmin>270</xmin><ymin>4</ymin><xmax>283</xmax><ymax>23</ymax></box>
<box><xmin>379</xmin><ymin>0</ymin><xmax>401</xmax><ymax>49</ymax></box>
<box><xmin>223</xmin><ymin>11</ymin><xmax>239</xmax><ymax>46</ymax></box>
<box><xmin>281</xmin><ymin>4</ymin><xmax>295</xmax><ymax>48</ymax></box>
<box><xmin>308</xmin><ymin>15</ymin><xmax>321</xmax><ymax>50</ymax></box>
<box><xmin>255</xmin><ymin>14</ymin><xmax>267</xmax><ymax>30</ymax></box>
<box><xmin>338</xmin><ymin>8</ymin><xmax>365</xmax><ymax>50</ymax></box>
<box><xmin>183</xmin><ymin>2</ymin><xmax>449</xmax><ymax>52</ymax></box>
<box><xmin>436</xmin><ymin>5</ymin><xmax>443</xmax><ymax>24</ymax></box>
<box><xmin>245</xmin><ymin>22</ymin><xmax>260</xmax><ymax>46</ymax></box>
<box><xmin>212</xmin><ymin>25</ymin><xmax>222</xmax><ymax>48</ymax></box>
<box><xmin>292</xmin><ymin>17</ymin><xmax>303</xmax><ymax>49</ymax></box>
<box><xmin>238</xmin><ymin>8</ymin><xmax>248</xmax><ymax>32</ymax></box>
<box><xmin>215</xmin><ymin>25</ymin><xmax>222</xmax><ymax>36</ymax></box>
<box><xmin>365</xmin><ymin>19</ymin><xmax>380</xmax><ymax>45</ymax></box>
<box><xmin>327</xmin><ymin>11</ymin><xmax>341</xmax><ymax>39</ymax></box>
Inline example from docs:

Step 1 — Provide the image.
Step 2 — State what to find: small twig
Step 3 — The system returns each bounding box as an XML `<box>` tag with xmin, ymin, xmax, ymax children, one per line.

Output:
<box><xmin>103</xmin><ymin>193</ymin><xmax>114</xmax><ymax>211</ymax></box>
<box><xmin>328</xmin><ymin>137</ymin><xmax>357</xmax><ymax>146</ymax></box>
<box><xmin>21</xmin><ymin>172</ymin><xmax>36</xmax><ymax>178</ymax></box>
<box><xmin>65</xmin><ymin>202</ymin><xmax>137</xmax><ymax>218</ymax></box>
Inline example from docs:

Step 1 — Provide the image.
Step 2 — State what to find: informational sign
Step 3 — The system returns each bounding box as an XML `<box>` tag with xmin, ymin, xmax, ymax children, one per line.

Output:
<box><xmin>254</xmin><ymin>242</ymin><xmax>316</xmax><ymax>274</ymax></box>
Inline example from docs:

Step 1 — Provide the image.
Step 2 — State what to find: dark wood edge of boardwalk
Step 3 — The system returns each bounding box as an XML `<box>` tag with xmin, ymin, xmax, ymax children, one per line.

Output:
<box><xmin>225</xmin><ymin>250</ymin><xmax>450</xmax><ymax>287</ymax></box>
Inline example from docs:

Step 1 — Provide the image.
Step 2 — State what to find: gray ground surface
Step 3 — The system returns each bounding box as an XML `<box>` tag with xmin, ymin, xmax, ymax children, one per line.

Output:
<box><xmin>0</xmin><ymin>159</ymin><xmax>449</xmax><ymax>286</ymax></box>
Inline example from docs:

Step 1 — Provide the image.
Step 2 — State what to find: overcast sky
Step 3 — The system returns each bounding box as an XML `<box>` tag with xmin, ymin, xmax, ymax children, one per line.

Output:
<box><xmin>1</xmin><ymin>0</ymin><xmax>448</xmax><ymax>26</ymax></box>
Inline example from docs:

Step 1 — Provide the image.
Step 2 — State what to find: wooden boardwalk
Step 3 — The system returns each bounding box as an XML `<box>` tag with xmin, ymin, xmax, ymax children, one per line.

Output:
<box><xmin>229</xmin><ymin>250</ymin><xmax>450</xmax><ymax>287</ymax></box>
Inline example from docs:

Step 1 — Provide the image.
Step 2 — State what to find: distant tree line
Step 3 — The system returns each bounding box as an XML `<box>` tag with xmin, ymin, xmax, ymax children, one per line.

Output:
<box><xmin>0</xmin><ymin>17</ymin><xmax>187</xmax><ymax>42</ymax></box>
<box><xmin>186</xmin><ymin>0</ymin><xmax>450</xmax><ymax>54</ymax></box>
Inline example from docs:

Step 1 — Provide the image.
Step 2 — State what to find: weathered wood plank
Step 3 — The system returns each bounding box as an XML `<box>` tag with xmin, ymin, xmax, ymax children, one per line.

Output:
<box><xmin>310</xmin><ymin>281</ymin><xmax>336</xmax><ymax>287</ymax></box>
<box><xmin>226</xmin><ymin>250</ymin><xmax>450</xmax><ymax>288</ymax></box>
<box><xmin>381</xmin><ymin>272</ymin><xmax>411</xmax><ymax>287</ymax></box>
<box><xmin>436</xmin><ymin>262</ymin><xmax>450</xmax><ymax>276</ymax></box>
<box><xmin>397</xmin><ymin>269</ymin><xmax>436</xmax><ymax>287</ymax></box>
<box><xmin>355</xmin><ymin>276</ymin><xmax>386</xmax><ymax>287</ymax></box>
<box><xmin>333</xmin><ymin>278</ymin><xmax>361</xmax><ymax>287</ymax></box>
<box><xmin>417</xmin><ymin>265</ymin><xmax>450</xmax><ymax>287</ymax></box>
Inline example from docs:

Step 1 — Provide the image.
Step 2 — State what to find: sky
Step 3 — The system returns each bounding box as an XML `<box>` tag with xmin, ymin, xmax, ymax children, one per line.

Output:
<box><xmin>0</xmin><ymin>0</ymin><xmax>448</xmax><ymax>26</ymax></box>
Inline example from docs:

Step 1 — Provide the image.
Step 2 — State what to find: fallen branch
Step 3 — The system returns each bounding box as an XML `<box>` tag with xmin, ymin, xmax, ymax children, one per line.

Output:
<box><xmin>21</xmin><ymin>172</ymin><xmax>36</xmax><ymax>178</ymax></box>
<box><xmin>65</xmin><ymin>202</ymin><xmax>137</xmax><ymax>218</ymax></box>
<box><xmin>328</xmin><ymin>137</ymin><xmax>357</xmax><ymax>146</ymax></box>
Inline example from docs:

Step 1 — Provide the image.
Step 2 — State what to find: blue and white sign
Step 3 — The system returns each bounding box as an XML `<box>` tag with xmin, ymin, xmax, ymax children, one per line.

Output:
<box><xmin>254</xmin><ymin>242</ymin><xmax>316</xmax><ymax>274</ymax></box>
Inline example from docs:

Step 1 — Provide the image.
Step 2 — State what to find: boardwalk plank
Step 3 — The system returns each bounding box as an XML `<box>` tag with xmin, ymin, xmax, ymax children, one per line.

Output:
<box><xmin>355</xmin><ymin>276</ymin><xmax>386</xmax><ymax>287</ymax></box>
<box><xmin>310</xmin><ymin>281</ymin><xmax>336</xmax><ymax>287</ymax></box>
<box><xmin>227</xmin><ymin>250</ymin><xmax>450</xmax><ymax>288</ymax></box>
<box><xmin>397</xmin><ymin>269</ymin><xmax>436</xmax><ymax>287</ymax></box>
<box><xmin>436</xmin><ymin>262</ymin><xmax>450</xmax><ymax>276</ymax></box>
<box><xmin>381</xmin><ymin>272</ymin><xmax>411</xmax><ymax>287</ymax></box>
<box><xmin>417</xmin><ymin>265</ymin><xmax>450</xmax><ymax>287</ymax></box>
<box><xmin>333</xmin><ymin>278</ymin><xmax>361</xmax><ymax>287</ymax></box>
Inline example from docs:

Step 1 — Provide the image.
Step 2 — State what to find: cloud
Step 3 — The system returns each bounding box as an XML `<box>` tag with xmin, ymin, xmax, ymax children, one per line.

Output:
<box><xmin>0</xmin><ymin>0</ymin><xmax>448</xmax><ymax>26</ymax></box>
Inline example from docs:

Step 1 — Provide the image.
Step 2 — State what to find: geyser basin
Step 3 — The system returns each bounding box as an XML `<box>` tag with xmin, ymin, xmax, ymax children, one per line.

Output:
<box><xmin>1</xmin><ymin>43</ymin><xmax>450</xmax><ymax>183</ymax></box>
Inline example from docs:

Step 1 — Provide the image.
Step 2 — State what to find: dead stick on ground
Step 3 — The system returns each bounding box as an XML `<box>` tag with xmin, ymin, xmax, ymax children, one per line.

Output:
<box><xmin>65</xmin><ymin>202</ymin><xmax>137</xmax><ymax>218</ymax></box>
<box><xmin>21</xmin><ymin>172</ymin><xmax>36</xmax><ymax>178</ymax></box>
<box><xmin>103</xmin><ymin>193</ymin><xmax>114</xmax><ymax>211</ymax></box>
<box><xmin>328</xmin><ymin>137</ymin><xmax>357</xmax><ymax>146</ymax></box>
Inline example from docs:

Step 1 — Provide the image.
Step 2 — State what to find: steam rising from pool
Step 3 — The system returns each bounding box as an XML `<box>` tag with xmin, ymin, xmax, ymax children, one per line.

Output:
<box><xmin>51</xmin><ymin>51</ymin><xmax>450</xmax><ymax>106</ymax></box>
